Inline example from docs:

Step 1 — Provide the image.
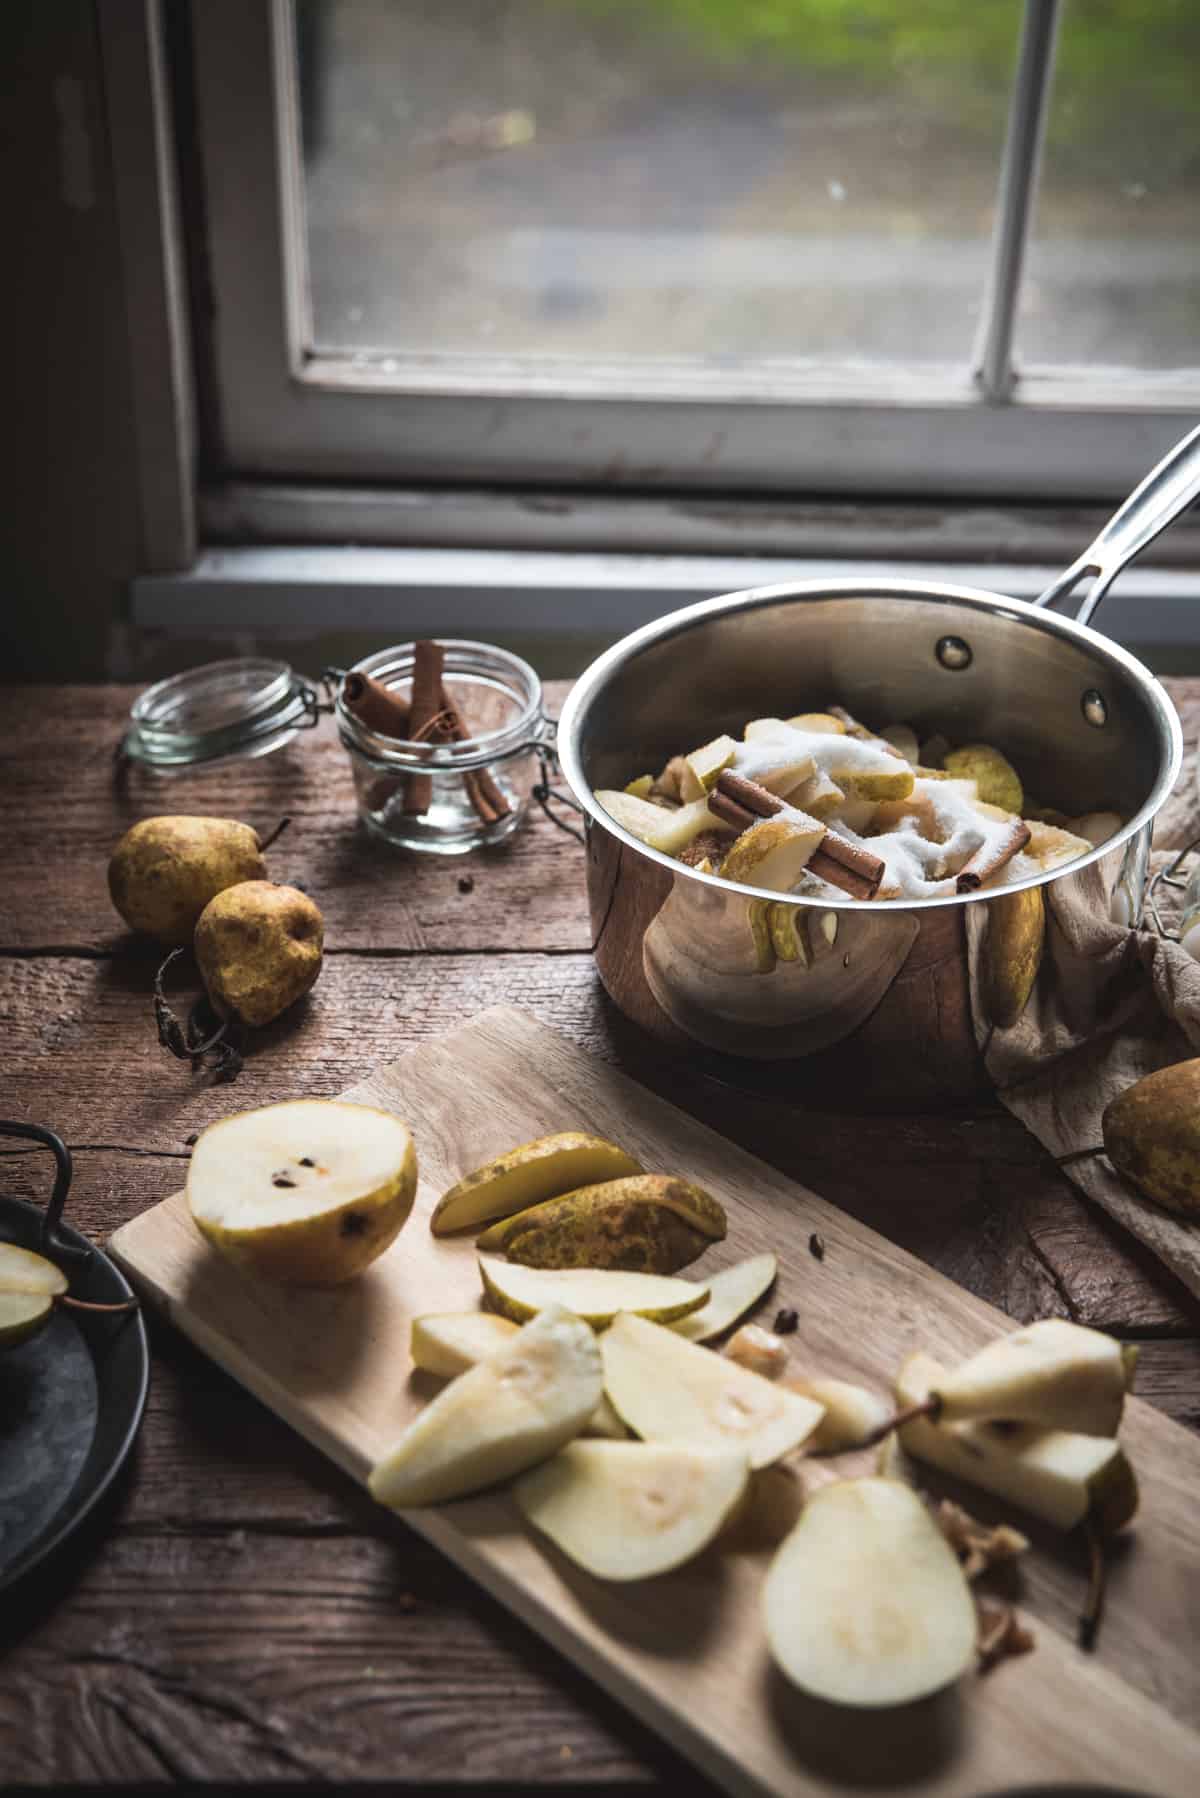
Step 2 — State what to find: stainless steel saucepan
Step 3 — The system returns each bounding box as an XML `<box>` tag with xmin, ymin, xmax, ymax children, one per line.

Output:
<box><xmin>557</xmin><ymin>427</ymin><xmax>1200</xmax><ymax>1105</ymax></box>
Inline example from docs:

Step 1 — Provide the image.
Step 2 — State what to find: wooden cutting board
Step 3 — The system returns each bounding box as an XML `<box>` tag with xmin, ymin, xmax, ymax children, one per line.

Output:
<box><xmin>109</xmin><ymin>1006</ymin><xmax>1200</xmax><ymax>1798</ymax></box>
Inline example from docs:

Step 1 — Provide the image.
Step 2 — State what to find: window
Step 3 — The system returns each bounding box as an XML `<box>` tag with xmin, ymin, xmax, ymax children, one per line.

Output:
<box><xmin>188</xmin><ymin>0</ymin><xmax>1200</xmax><ymax>502</ymax></box>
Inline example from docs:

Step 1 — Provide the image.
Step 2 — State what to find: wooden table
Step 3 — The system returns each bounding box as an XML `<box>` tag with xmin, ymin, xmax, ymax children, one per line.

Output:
<box><xmin>3</xmin><ymin>680</ymin><xmax>1199</xmax><ymax>1791</ymax></box>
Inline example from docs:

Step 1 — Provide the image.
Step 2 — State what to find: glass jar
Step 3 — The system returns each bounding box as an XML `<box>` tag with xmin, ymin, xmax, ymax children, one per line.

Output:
<box><xmin>120</xmin><ymin>658</ymin><xmax>319</xmax><ymax>769</ymax></box>
<box><xmin>335</xmin><ymin>641</ymin><xmax>550</xmax><ymax>853</ymax></box>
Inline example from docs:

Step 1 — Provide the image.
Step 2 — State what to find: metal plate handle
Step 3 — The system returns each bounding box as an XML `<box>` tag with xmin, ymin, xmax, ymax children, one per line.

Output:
<box><xmin>1035</xmin><ymin>421</ymin><xmax>1200</xmax><ymax>627</ymax></box>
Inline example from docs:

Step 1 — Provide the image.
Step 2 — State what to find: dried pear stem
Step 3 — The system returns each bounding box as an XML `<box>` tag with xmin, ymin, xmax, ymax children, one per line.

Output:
<box><xmin>852</xmin><ymin>1395</ymin><xmax>940</xmax><ymax>1450</ymax></box>
<box><xmin>153</xmin><ymin>950</ymin><xmax>243</xmax><ymax>1082</ymax></box>
<box><xmin>257</xmin><ymin>816</ymin><xmax>292</xmax><ymax>854</ymax></box>
<box><xmin>58</xmin><ymin>1295</ymin><xmax>140</xmax><ymax>1317</ymax></box>
<box><xmin>1079</xmin><ymin>1521</ymin><xmax>1109</xmax><ymax>1651</ymax></box>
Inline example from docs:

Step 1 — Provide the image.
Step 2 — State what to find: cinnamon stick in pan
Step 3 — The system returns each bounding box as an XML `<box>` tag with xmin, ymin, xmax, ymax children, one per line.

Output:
<box><xmin>809</xmin><ymin>830</ymin><xmax>886</xmax><ymax>900</ymax></box>
<box><xmin>956</xmin><ymin>820</ymin><xmax>1031</xmax><ymax>893</ymax></box>
<box><xmin>708</xmin><ymin>790</ymin><xmax>759</xmax><ymax>832</ymax></box>
<box><xmin>716</xmin><ymin>771</ymin><xmax>785</xmax><ymax>817</ymax></box>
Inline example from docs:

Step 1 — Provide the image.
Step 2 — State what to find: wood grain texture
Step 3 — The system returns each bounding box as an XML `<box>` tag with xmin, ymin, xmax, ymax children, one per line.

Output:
<box><xmin>108</xmin><ymin>1007</ymin><xmax>1200</xmax><ymax>1798</ymax></box>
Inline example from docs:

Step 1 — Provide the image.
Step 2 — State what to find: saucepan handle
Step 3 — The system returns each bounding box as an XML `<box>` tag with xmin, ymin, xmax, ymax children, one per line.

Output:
<box><xmin>1034</xmin><ymin>420</ymin><xmax>1200</xmax><ymax>628</ymax></box>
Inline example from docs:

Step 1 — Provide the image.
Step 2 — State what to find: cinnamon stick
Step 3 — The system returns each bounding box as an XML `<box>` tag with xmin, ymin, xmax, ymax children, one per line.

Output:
<box><xmin>708</xmin><ymin>790</ymin><xmax>758</xmax><ymax>833</ymax></box>
<box><xmin>808</xmin><ymin>830</ymin><xmax>885</xmax><ymax>900</ymax></box>
<box><xmin>403</xmin><ymin>640</ymin><xmax>445</xmax><ymax>814</ymax></box>
<box><xmin>437</xmin><ymin>695</ymin><xmax>511</xmax><ymax>822</ymax></box>
<box><xmin>956</xmin><ymin>820</ymin><xmax>1031</xmax><ymax>893</ymax></box>
<box><xmin>342</xmin><ymin>671</ymin><xmax>411</xmax><ymax>739</ymax></box>
<box><xmin>715</xmin><ymin>771</ymin><xmax>785</xmax><ymax>817</ymax></box>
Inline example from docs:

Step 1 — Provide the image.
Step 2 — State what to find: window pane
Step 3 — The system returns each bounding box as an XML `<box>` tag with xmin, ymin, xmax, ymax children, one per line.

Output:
<box><xmin>297</xmin><ymin>0</ymin><xmax>1019</xmax><ymax>369</ymax></box>
<box><xmin>1017</xmin><ymin>0</ymin><xmax>1200</xmax><ymax>371</ymax></box>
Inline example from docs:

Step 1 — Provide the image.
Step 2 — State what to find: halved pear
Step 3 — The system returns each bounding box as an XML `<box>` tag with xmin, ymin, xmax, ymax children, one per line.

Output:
<box><xmin>411</xmin><ymin>1310</ymin><xmax>519</xmax><ymax>1376</ymax></box>
<box><xmin>0</xmin><ymin>1243</ymin><xmax>68</xmax><ymax>1348</ymax></box>
<box><xmin>515</xmin><ymin>1439</ymin><xmax>749</xmax><ymax>1580</ymax></box>
<box><xmin>784</xmin><ymin>1374</ymin><xmax>892</xmax><ymax>1454</ymax></box>
<box><xmin>475</xmin><ymin>1173</ymin><xmax>726</xmax><ymax>1273</ymax></box>
<box><xmin>896</xmin><ymin>1351</ymin><xmax>1138</xmax><ymax>1534</ymax></box>
<box><xmin>478</xmin><ymin>1255</ymin><xmax>708</xmax><ymax>1327</ymax></box>
<box><xmin>602</xmin><ymin>1312</ymin><xmax>823</xmax><ymax>1468</ymax></box>
<box><xmin>763</xmin><ymin>1477</ymin><xmax>978</xmax><ymax>1707</ymax></box>
<box><xmin>681</xmin><ymin>734</ymin><xmax>738</xmax><ymax>799</ymax></box>
<box><xmin>369</xmin><ymin>1304</ymin><xmax>601</xmax><ymax>1508</ymax></box>
<box><xmin>187</xmin><ymin>1100</ymin><xmax>417</xmax><ymax>1286</ymax></box>
<box><xmin>931</xmin><ymin>1318</ymin><xmax>1134</xmax><ymax>1436</ymax></box>
<box><xmin>594</xmin><ymin>791</ymin><xmax>730</xmax><ymax>857</ymax></box>
<box><xmin>721</xmin><ymin>815</ymin><xmax>826</xmax><ymax>892</ymax></box>
<box><xmin>432</xmin><ymin>1133</ymin><xmax>641</xmax><ymax>1235</ymax></box>
<box><xmin>670</xmin><ymin>1253</ymin><xmax>777</xmax><ymax>1342</ymax></box>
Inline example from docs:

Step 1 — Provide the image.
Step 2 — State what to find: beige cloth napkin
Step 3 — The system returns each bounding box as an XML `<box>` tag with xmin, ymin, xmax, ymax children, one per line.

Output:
<box><xmin>965</xmin><ymin>852</ymin><xmax>1200</xmax><ymax>1302</ymax></box>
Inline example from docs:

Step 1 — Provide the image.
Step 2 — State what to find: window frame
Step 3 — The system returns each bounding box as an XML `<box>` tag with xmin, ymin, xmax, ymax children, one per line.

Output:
<box><xmin>190</xmin><ymin>0</ymin><xmax>1200</xmax><ymax>502</ymax></box>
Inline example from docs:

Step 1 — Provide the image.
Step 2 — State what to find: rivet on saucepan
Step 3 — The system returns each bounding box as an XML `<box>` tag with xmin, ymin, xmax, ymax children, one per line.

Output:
<box><xmin>1082</xmin><ymin>688</ymin><xmax>1108</xmax><ymax>728</ymax></box>
<box><xmin>936</xmin><ymin>635</ymin><xmax>973</xmax><ymax>671</ymax></box>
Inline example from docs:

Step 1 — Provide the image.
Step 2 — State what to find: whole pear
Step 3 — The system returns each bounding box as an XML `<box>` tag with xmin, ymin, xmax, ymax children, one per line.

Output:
<box><xmin>109</xmin><ymin>816</ymin><xmax>266</xmax><ymax>944</ymax></box>
<box><xmin>195</xmin><ymin>881</ymin><xmax>324</xmax><ymax>1028</ymax></box>
<box><xmin>1103</xmin><ymin>1059</ymin><xmax>1200</xmax><ymax>1217</ymax></box>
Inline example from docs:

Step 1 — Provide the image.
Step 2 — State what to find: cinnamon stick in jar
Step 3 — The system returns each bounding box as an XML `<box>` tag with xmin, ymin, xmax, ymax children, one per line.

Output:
<box><xmin>342</xmin><ymin>671</ymin><xmax>411</xmax><ymax>739</ymax></box>
<box><xmin>403</xmin><ymin>640</ymin><xmax>446</xmax><ymax>814</ymax></box>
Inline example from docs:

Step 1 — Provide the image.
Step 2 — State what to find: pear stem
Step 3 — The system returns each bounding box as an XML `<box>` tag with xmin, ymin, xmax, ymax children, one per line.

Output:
<box><xmin>258</xmin><ymin>816</ymin><xmax>292</xmax><ymax>853</ymax></box>
<box><xmin>1079</xmin><ymin>1522</ymin><xmax>1108</xmax><ymax>1651</ymax></box>
<box><xmin>58</xmin><ymin>1294</ymin><xmax>139</xmax><ymax>1317</ymax></box>
<box><xmin>853</xmin><ymin>1396</ymin><xmax>940</xmax><ymax>1450</ymax></box>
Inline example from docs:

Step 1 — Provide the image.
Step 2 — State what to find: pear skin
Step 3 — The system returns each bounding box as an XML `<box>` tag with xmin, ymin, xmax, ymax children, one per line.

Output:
<box><xmin>431</xmin><ymin>1133</ymin><xmax>641</xmax><ymax>1235</ymax></box>
<box><xmin>194</xmin><ymin>881</ymin><xmax>324</xmax><ymax>1028</ymax></box>
<box><xmin>475</xmin><ymin>1173</ymin><xmax>726</xmax><ymax>1274</ymax></box>
<box><xmin>1103</xmin><ymin>1059</ymin><xmax>1200</xmax><ymax>1217</ymax></box>
<box><xmin>108</xmin><ymin>816</ymin><xmax>266</xmax><ymax>944</ymax></box>
<box><xmin>980</xmin><ymin>885</ymin><xmax>1045</xmax><ymax>1030</ymax></box>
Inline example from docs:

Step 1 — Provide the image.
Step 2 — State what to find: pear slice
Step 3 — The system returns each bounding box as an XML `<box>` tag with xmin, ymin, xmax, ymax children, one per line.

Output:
<box><xmin>895</xmin><ymin>1352</ymin><xmax>1138</xmax><ymax>1534</ymax></box>
<box><xmin>411</xmin><ymin>1311</ymin><xmax>519</xmax><ymax>1376</ymax></box>
<box><xmin>930</xmin><ymin>1318</ymin><xmax>1134</xmax><ymax>1436</ymax></box>
<box><xmin>515</xmin><ymin>1439</ymin><xmax>749</xmax><ymax>1580</ymax></box>
<box><xmin>478</xmin><ymin>1255</ymin><xmax>708</xmax><ymax>1328</ymax></box>
<box><xmin>835</xmin><ymin>766</ymin><xmax>915</xmax><ymax>803</ymax></box>
<box><xmin>594</xmin><ymin>791</ymin><xmax>730</xmax><ymax>857</ymax></box>
<box><xmin>0</xmin><ymin>1243</ymin><xmax>69</xmax><ymax>1348</ymax></box>
<box><xmin>787</xmin><ymin>769</ymin><xmax>845</xmax><ymax>820</ymax></box>
<box><xmin>681</xmin><ymin>734</ymin><xmax>739</xmax><ymax>799</ymax></box>
<box><xmin>764</xmin><ymin>1477</ymin><xmax>978</xmax><ymax>1707</ymax></box>
<box><xmin>602</xmin><ymin>1313</ymin><xmax>823</xmax><ymax>1468</ymax></box>
<box><xmin>369</xmin><ymin>1304</ymin><xmax>601</xmax><ymax>1508</ymax></box>
<box><xmin>784</xmin><ymin>1374</ymin><xmax>893</xmax><ymax>1454</ymax></box>
<box><xmin>787</xmin><ymin>712</ymin><xmax>846</xmax><ymax>734</ymax></box>
<box><xmin>187</xmin><ymin>1100</ymin><xmax>418</xmax><ymax>1286</ymax></box>
<box><xmin>432</xmin><ymin>1133</ymin><xmax>641</xmax><ymax>1235</ymax></box>
<box><xmin>669</xmin><ymin>1253</ymin><xmax>777</xmax><ymax>1342</ymax></box>
<box><xmin>475</xmin><ymin>1174</ymin><xmax>726</xmax><ymax>1273</ymax></box>
<box><xmin>721</xmin><ymin>815</ymin><xmax>826</xmax><ymax>892</ymax></box>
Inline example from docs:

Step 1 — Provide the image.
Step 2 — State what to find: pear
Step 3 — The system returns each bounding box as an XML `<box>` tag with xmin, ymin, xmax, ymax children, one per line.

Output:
<box><xmin>187</xmin><ymin>1099</ymin><xmax>417</xmax><ymax>1285</ymax></box>
<box><xmin>594</xmin><ymin>790</ymin><xmax>731</xmax><ymax>857</ymax></box>
<box><xmin>0</xmin><ymin>1242</ymin><xmax>68</xmax><ymax>1347</ymax></box>
<box><xmin>475</xmin><ymin>1174</ymin><xmax>726</xmax><ymax>1274</ymax></box>
<box><xmin>680</xmin><ymin>734</ymin><xmax>738</xmax><ymax>799</ymax></box>
<box><xmin>783</xmin><ymin>1374</ymin><xmax>893</xmax><ymax>1454</ymax></box>
<box><xmin>669</xmin><ymin>1253</ymin><xmax>778</xmax><ymax>1342</ymax></box>
<box><xmin>194</xmin><ymin>881</ymin><xmax>324</xmax><ymax>1028</ymax></box>
<box><xmin>515</xmin><ymin>1440</ymin><xmax>749</xmax><ymax>1580</ymax></box>
<box><xmin>409</xmin><ymin>1308</ymin><xmax>626</xmax><ymax>1438</ymax></box>
<box><xmin>1103</xmin><ymin>1059</ymin><xmax>1200</xmax><ymax>1218</ymax></box>
<box><xmin>979</xmin><ymin>885</ymin><xmax>1045</xmax><ymax>1030</ymax></box>
<box><xmin>432</xmin><ymin>1133</ymin><xmax>642</xmax><ymax>1236</ymax></box>
<box><xmin>368</xmin><ymin>1305</ymin><xmax>602</xmax><ymax>1507</ymax></box>
<box><xmin>601</xmin><ymin>1313</ymin><xmax>824</xmax><ymax>1468</ymax></box>
<box><xmin>411</xmin><ymin>1311</ymin><xmax>519</xmax><ymax>1376</ymax></box>
<box><xmin>478</xmin><ymin>1255</ymin><xmax>708</xmax><ymax>1328</ymax></box>
<box><xmin>763</xmin><ymin>1478</ymin><xmax>978</xmax><ymax>1707</ymax></box>
<box><xmin>108</xmin><ymin>815</ymin><xmax>267</xmax><ymax>945</ymax></box>
<box><xmin>895</xmin><ymin>1351</ymin><xmax>1139</xmax><ymax>1534</ymax></box>
<box><xmin>834</xmin><ymin>766</ymin><xmax>915</xmax><ymax>804</ymax></box>
<box><xmin>944</xmin><ymin>744</ymin><xmax>1024</xmax><ymax>813</ymax></box>
<box><xmin>786</xmin><ymin>712</ymin><xmax>846</xmax><ymax>734</ymax></box>
<box><xmin>720</xmin><ymin>815</ymin><xmax>826</xmax><ymax>891</ymax></box>
<box><xmin>929</xmin><ymin>1318</ymin><xmax>1135</xmax><ymax>1437</ymax></box>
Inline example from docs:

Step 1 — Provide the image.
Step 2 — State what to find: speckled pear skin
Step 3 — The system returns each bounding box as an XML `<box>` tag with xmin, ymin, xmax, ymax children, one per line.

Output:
<box><xmin>1103</xmin><ymin>1060</ymin><xmax>1200</xmax><ymax>1218</ymax></box>
<box><xmin>108</xmin><ymin>816</ymin><xmax>266</xmax><ymax>944</ymax></box>
<box><xmin>194</xmin><ymin>880</ymin><xmax>324</xmax><ymax>1027</ymax></box>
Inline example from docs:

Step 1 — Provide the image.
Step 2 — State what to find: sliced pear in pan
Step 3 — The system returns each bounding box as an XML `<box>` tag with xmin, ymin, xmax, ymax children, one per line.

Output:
<box><xmin>478</xmin><ymin>1255</ymin><xmax>708</xmax><ymax>1328</ymax></box>
<box><xmin>669</xmin><ymin>1253</ymin><xmax>777</xmax><ymax>1342</ymax></box>
<box><xmin>930</xmin><ymin>1318</ymin><xmax>1135</xmax><ymax>1437</ymax></box>
<box><xmin>594</xmin><ymin>791</ymin><xmax>731</xmax><ymax>857</ymax></box>
<box><xmin>681</xmin><ymin>734</ymin><xmax>739</xmax><ymax>799</ymax></box>
<box><xmin>369</xmin><ymin>1304</ymin><xmax>601</xmax><ymax>1508</ymax></box>
<box><xmin>432</xmin><ymin>1132</ymin><xmax>641</xmax><ymax>1235</ymax></box>
<box><xmin>895</xmin><ymin>1351</ymin><xmax>1138</xmax><ymax>1534</ymax></box>
<box><xmin>764</xmin><ymin>1477</ymin><xmax>977</xmax><ymax>1707</ymax></box>
<box><xmin>516</xmin><ymin>1438</ymin><xmax>749</xmax><ymax>1580</ymax></box>
<box><xmin>721</xmin><ymin>815</ymin><xmax>826</xmax><ymax>892</ymax></box>
<box><xmin>602</xmin><ymin>1312</ymin><xmax>823</xmax><ymax>1468</ymax></box>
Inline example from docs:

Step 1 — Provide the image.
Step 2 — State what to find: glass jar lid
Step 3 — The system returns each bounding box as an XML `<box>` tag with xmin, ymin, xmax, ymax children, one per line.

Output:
<box><xmin>121</xmin><ymin>658</ymin><xmax>319</xmax><ymax>769</ymax></box>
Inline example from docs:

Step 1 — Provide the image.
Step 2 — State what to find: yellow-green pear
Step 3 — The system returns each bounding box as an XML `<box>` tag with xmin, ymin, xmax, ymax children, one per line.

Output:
<box><xmin>432</xmin><ymin>1133</ymin><xmax>641</xmax><ymax>1236</ymax></box>
<box><xmin>1103</xmin><ymin>1059</ymin><xmax>1200</xmax><ymax>1218</ymax></box>
<box><xmin>930</xmin><ymin>1318</ymin><xmax>1134</xmax><ymax>1437</ymax></box>
<box><xmin>475</xmin><ymin>1173</ymin><xmax>726</xmax><ymax>1273</ymax></box>
<box><xmin>0</xmin><ymin>1243</ymin><xmax>68</xmax><ymax>1348</ymax></box>
<box><xmin>194</xmin><ymin>881</ymin><xmax>324</xmax><ymax>1028</ymax></box>
<box><xmin>108</xmin><ymin>815</ymin><xmax>267</xmax><ymax>944</ymax></box>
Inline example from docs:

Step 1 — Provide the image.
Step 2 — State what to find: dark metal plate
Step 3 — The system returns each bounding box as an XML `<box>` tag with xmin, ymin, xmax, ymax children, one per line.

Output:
<box><xmin>0</xmin><ymin>1196</ymin><xmax>149</xmax><ymax>1591</ymax></box>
